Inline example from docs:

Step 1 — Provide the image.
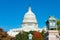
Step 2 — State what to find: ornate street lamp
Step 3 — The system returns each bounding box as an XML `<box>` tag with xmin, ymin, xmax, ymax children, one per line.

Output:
<box><xmin>28</xmin><ymin>33</ymin><xmax>33</xmax><ymax>40</ymax></box>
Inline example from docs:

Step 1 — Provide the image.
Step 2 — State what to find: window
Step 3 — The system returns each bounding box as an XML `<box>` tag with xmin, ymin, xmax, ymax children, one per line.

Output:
<box><xmin>50</xmin><ymin>22</ymin><xmax>56</xmax><ymax>26</ymax></box>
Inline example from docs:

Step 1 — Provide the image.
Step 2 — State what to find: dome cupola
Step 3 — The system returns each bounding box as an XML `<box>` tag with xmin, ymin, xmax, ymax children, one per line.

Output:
<box><xmin>23</xmin><ymin>7</ymin><xmax>37</xmax><ymax>23</ymax></box>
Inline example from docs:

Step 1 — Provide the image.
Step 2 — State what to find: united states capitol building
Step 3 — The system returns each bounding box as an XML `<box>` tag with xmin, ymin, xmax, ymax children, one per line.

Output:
<box><xmin>7</xmin><ymin>6</ymin><xmax>42</xmax><ymax>37</ymax></box>
<box><xmin>7</xmin><ymin>6</ymin><xmax>60</xmax><ymax>40</ymax></box>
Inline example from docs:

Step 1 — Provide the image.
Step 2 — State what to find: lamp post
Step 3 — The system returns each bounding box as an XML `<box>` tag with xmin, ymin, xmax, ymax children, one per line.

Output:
<box><xmin>28</xmin><ymin>34</ymin><xmax>33</xmax><ymax>40</ymax></box>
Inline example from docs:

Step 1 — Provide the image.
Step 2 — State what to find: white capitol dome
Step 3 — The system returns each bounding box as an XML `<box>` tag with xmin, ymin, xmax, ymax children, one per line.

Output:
<box><xmin>22</xmin><ymin>7</ymin><xmax>38</xmax><ymax>28</ymax></box>
<box><xmin>7</xmin><ymin>6</ymin><xmax>41</xmax><ymax>37</ymax></box>
<box><xmin>23</xmin><ymin>7</ymin><xmax>37</xmax><ymax>23</ymax></box>
<box><xmin>22</xmin><ymin>6</ymin><xmax>38</xmax><ymax>31</ymax></box>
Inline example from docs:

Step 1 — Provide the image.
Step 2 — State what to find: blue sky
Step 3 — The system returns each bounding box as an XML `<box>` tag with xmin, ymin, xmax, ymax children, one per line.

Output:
<box><xmin>0</xmin><ymin>0</ymin><xmax>60</xmax><ymax>31</ymax></box>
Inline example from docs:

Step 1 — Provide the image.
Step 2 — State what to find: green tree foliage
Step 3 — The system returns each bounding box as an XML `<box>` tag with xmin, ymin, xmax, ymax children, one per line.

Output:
<box><xmin>57</xmin><ymin>20</ymin><xmax>60</xmax><ymax>30</ymax></box>
<box><xmin>41</xmin><ymin>29</ymin><xmax>45</xmax><ymax>37</ymax></box>
<box><xmin>15</xmin><ymin>31</ymin><xmax>43</xmax><ymax>40</ymax></box>
<box><xmin>15</xmin><ymin>31</ymin><xmax>28</xmax><ymax>40</ymax></box>
<box><xmin>41</xmin><ymin>29</ymin><xmax>46</xmax><ymax>40</ymax></box>
<box><xmin>57</xmin><ymin>20</ymin><xmax>60</xmax><ymax>35</ymax></box>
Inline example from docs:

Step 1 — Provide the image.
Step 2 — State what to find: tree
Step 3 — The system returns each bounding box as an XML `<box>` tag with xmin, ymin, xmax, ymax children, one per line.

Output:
<box><xmin>0</xmin><ymin>28</ymin><xmax>14</xmax><ymax>40</ymax></box>
<box><xmin>57</xmin><ymin>20</ymin><xmax>60</xmax><ymax>35</ymax></box>
<box><xmin>41</xmin><ymin>29</ymin><xmax>45</xmax><ymax>37</ymax></box>
<box><xmin>57</xmin><ymin>20</ymin><xmax>60</xmax><ymax>30</ymax></box>
<box><xmin>15</xmin><ymin>31</ymin><xmax>28</xmax><ymax>40</ymax></box>
<box><xmin>32</xmin><ymin>31</ymin><xmax>43</xmax><ymax>40</ymax></box>
<box><xmin>15</xmin><ymin>31</ymin><xmax>44</xmax><ymax>40</ymax></box>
